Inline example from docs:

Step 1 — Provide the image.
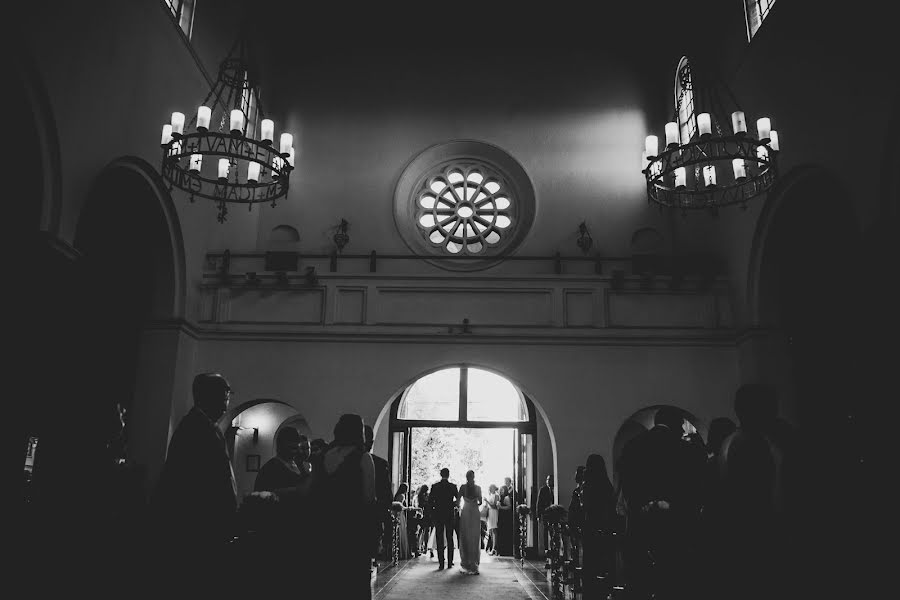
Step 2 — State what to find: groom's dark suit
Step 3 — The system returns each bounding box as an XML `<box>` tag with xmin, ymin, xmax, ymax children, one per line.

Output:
<box><xmin>429</xmin><ymin>478</ymin><xmax>460</xmax><ymax>567</ymax></box>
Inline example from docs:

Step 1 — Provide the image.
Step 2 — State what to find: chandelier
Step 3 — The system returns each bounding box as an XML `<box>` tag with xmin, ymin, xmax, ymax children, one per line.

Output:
<box><xmin>159</xmin><ymin>36</ymin><xmax>294</xmax><ymax>222</ymax></box>
<box><xmin>642</xmin><ymin>57</ymin><xmax>780</xmax><ymax>214</ymax></box>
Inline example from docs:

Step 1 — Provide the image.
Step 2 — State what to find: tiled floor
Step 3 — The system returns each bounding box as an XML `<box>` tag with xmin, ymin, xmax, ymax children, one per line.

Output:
<box><xmin>374</xmin><ymin>552</ymin><xmax>554</xmax><ymax>599</ymax></box>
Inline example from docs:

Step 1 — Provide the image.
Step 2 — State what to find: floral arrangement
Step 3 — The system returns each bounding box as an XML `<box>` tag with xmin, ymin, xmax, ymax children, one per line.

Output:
<box><xmin>391</xmin><ymin>501</ymin><xmax>404</xmax><ymax>514</ymax></box>
<box><xmin>541</xmin><ymin>503</ymin><xmax>568</xmax><ymax>524</ymax></box>
<box><xmin>517</xmin><ymin>504</ymin><xmax>531</xmax><ymax>517</ymax></box>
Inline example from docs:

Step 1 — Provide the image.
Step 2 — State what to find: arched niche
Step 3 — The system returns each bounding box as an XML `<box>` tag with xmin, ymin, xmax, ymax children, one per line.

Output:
<box><xmin>612</xmin><ymin>404</ymin><xmax>703</xmax><ymax>486</ymax></box>
<box><xmin>227</xmin><ymin>400</ymin><xmax>303</xmax><ymax>502</ymax></box>
<box><xmin>267</xmin><ymin>224</ymin><xmax>301</xmax><ymax>251</ymax></box>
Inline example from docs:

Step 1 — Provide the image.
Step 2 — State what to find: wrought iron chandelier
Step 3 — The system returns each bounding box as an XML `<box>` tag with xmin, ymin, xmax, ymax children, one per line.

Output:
<box><xmin>642</xmin><ymin>57</ymin><xmax>780</xmax><ymax>214</ymax></box>
<box><xmin>159</xmin><ymin>35</ymin><xmax>294</xmax><ymax>222</ymax></box>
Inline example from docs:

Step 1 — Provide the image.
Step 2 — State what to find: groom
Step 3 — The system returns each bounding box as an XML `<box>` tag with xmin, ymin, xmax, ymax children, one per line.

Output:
<box><xmin>429</xmin><ymin>467</ymin><xmax>460</xmax><ymax>570</ymax></box>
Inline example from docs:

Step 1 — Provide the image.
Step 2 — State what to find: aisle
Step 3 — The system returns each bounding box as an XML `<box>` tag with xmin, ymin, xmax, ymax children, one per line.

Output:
<box><xmin>375</xmin><ymin>552</ymin><xmax>552</xmax><ymax>599</ymax></box>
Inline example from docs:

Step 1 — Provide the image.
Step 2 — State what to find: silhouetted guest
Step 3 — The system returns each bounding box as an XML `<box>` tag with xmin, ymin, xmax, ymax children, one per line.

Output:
<box><xmin>568</xmin><ymin>466</ymin><xmax>586</xmax><ymax>563</ymax></box>
<box><xmin>309</xmin><ymin>414</ymin><xmax>376</xmax><ymax>599</ymax></box>
<box><xmin>310</xmin><ymin>437</ymin><xmax>327</xmax><ymax>459</ymax></box>
<box><xmin>504</xmin><ymin>475</ymin><xmax>524</xmax><ymax>557</ymax></box>
<box><xmin>717</xmin><ymin>384</ymin><xmax>793</xmax><ymax>600</ymax></box>
<box><xmin>364</xmin><ymin>425</ymin><xmax>392</xmax><ymax>562</ymax></box>
<box><xmin>618</xmin><ymin>406</ymin><xmax>705</xmax><ymax>599</ymax></box>
<box><xmin>416</xmin><ymin>484</ymin><xmax>432</xmax><ymax>555</ymax></box>
<box><xmin>153</xmin><ymin>373</ymin><xmax>237</xmax><ymax>572</ymax></box>
<box><xmin>581</xmin><ymin>455</ymin><xmax>616</xmax><ymax>599</ymax></box>
<box><xmin>536</xmin><ymin>474</ymin><xmax>555</xmax><ymax>558</ymax></box>
<box><xmin>255</xmin><ymin>428</ymin><xmax>307</xmax><ymax>492</ymax></box>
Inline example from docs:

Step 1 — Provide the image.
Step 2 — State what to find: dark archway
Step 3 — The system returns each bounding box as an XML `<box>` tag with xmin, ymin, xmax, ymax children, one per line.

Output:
<box><xmin>751</xmin><ymin>165</ymin><xmax>869</xmax><ymax>593</ymax></box>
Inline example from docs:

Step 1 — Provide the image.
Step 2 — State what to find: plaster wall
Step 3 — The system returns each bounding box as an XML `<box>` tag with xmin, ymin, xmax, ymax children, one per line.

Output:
<box><xmin>194</xmin><ymin>338</ymin><xmax>739</xmax><ymax>511</ymax></box>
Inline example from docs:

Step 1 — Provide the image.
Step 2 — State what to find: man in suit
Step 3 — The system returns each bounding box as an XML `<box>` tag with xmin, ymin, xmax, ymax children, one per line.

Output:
<box><xmin>154</xmin><ymin>373</ymin><xmax>238</xmax><ymax>572</ymax></box>
<box><xmin>618</xmin><ymin>406</ymin><xmax>705</xmax><ymax>600</ymax></box>
<box><xmin>536</xmin><ymin>474</ymin><xmax>555</xmax><ymax>560</ymax></box>
<box><xmin>430</xmin><ymin>467</ymin><xmax>460</xmax><ymax>569</ymax></box>
<box><xmin>364</xmin><ymin>425</ymin><xmax>392</xmax><ymax>562</ymax></box>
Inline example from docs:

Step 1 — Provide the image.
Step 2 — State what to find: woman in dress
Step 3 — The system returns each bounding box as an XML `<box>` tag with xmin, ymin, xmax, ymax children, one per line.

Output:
<box><xmin>496</xmin><ymin>484</ymin><xmax>514</xmax><ymax>556</ymax></box>
<box><xmin>416</xmin><ymin>484</ymin><xmax>431</xmax><ymax>556</ymax></box>
<box><xmin>393</xmin><ymin>482</ymin><xmax>410</xmax><ymax>559</ymax></box>
<box><xmin>485</xmin><ymin>483</ymin><xmax>500</xmax><ymax>555</ymax></box>
<box><xmin>457</xmin><ymin>470</ymin><xmax>482</xmax><ymax>574</ymax></box>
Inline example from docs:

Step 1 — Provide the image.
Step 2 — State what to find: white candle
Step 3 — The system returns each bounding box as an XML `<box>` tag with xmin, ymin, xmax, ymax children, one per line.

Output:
<box><xmin>698</xmin><ymin>113</ymin><xmax>712</xmax><ymax>136</ymax></box>
<box><xmin>170</xmin><ymin>140</ymin><xmax>181</xmax><ymax>157</ymax></box>
<box><xmin>769</xmin><ymin>130</ymin><xmax>780</xmax><ymax>151</ymax></box>
<box><xmin>703</xmin><ymin>164</ymin><xmax>717</xmax><ymax>186</ymax></box>
<box><xmin>675</xmin><ymin>167</ymin><xmax>686</xmax><ymax>188</ymax></box>
<box><xmin>189</xmin><ymin>154</ymin><xmax>202</xmax><ymax>172</ymax></box>
<box><xmin>218</xmin><ymin>158</ymin><xmax>230</xmax><ymax>179</ymax></box>
<box><xmin>732</xmin><ymin>158</ymin><xmax>746</xmax><ymax>179</ymax></box>
<box><xmin>757</xmin><ymin>145</ymin><xmax>769</xmax><ymax>161</ymax></box>
<box><xmin>197</xmin><ymin>106</ymin><xmax>211</xmax><ymax>130</ymax></box>
<box><xmin>260</xmin><ymin>119</ymin><xmax>274</xmax><ymax>143</ymax></box>
<box><xmin>650</xmin><ymin>159</ymin><xmax>662</xmax><ymax>177</ymax></box>
<box><xmin>272</xmin><ymin>155</ymin><xmax>283</xmax><ymax>174</ymax></box>
<box><xmin>287</xmin><ymin>147</ymin><xmax>295</xmax><ymax>167</ymax></box>
<box><xmin>731</xmin><ymin>111</ymin><xmax>747</xmax><ymax>134</ymax></box>
<box><xmin>280</xmin><ymin>132</ymin><xmax>293</xmax><ymax>155</ymax></box>
<box><xmin>160</xmin><ymin>124</ymin><xmax>173</xmax><ymax>145</ymax></box>
<box><xmin>171</xmin><ymin>112</ymin><xmax>185</xmax><ymax>135</ymax></box>
<box><xmin>247</xmin><ymin>161</ymin><xmax>261</xmax><ymax>183</ymax></box>
<box><xmin>665</xmin><ymin>122</ymin><xmax>679</xmax><ymax>147</ymax></box>
<box><xmin>757</xmin><ymin>117</ymin><xmax>771</xmax><ymax>141</ymax></box>
<box><xmin>230</xmin><ymin>110</ymin><xmax>244</xmax><ymax>133</ymax></box>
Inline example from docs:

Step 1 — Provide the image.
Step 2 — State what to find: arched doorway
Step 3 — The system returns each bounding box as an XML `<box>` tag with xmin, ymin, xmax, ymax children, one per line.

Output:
<box><xmin>612</xmin><ymin>405</ymin><xmax>702</xmax><ymax>487</ymax></box>
<box><xmin>383</xmin><ymin>365</ymin><xmax>548</xmax><ymax>555</ymax></box>
<box><xmin>226</xmin><ymin>399</ymin><xmax>304</xmax><ymax>500</ymax></box>
<box><xmin>750</xmin><ymin>166</ymin><xmax>867</xmax><ymax>592</ymax></box>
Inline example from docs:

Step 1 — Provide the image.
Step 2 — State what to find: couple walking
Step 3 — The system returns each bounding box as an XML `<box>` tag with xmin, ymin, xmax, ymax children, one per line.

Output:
<box><xmin>429</xmin><ymin>468</ymin><xmax>482</xmax><ymax>574</ymax></box>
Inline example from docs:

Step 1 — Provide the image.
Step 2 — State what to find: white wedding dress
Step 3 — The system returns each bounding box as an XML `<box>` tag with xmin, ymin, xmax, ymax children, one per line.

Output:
<box><xmin>458</xmin><ymin>484</ymin><xmax>482</xmax><ymax>574</ymax></box>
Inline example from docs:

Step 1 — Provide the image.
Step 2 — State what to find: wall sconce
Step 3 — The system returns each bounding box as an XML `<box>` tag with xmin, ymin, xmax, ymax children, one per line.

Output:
<box><xmin>304</xmin><ymin>266</ymin><xmax>318</xmax><ymax>286</ymax></box>
<box><xmin>576</xmin><ymin>222</ymin><xmax>593</xmax><ymax>255</ymax></box>
<box><xmin>333</xmin><ymin>219</ymin><xmax>350</xmax><ymax>253</ymax></box>
<box><xmin>228</xmin><ymin>425</ymin><xmax>259</xmax><ymax>444</ymax></box>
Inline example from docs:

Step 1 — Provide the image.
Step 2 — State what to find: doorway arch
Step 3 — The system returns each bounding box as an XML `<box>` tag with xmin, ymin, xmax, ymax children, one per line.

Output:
<box><xmin>374</xmin><ymin>363</ymin><xmax>558</xmax><ymax>555</ymax></box>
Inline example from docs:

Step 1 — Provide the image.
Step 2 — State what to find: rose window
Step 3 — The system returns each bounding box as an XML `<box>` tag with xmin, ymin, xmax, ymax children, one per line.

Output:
<box><xmin>415</xmin><ymin>165</ymin><xmax>513</xmax><ymax>255</ymax></box>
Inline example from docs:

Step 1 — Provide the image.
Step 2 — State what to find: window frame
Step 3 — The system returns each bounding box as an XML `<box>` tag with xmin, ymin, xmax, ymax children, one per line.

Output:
<box><xmin>164</xmin><ymin>0</ymin><xmax>197</xmax><ymax>40</ymax></box>
<box><xmin>744</xmin><ymin>0</ymin><xmax>776</xmax><ymax>41</ymax></box>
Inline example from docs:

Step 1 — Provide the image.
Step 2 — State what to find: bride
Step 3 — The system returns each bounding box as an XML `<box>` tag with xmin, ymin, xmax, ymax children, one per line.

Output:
<box><xmin>457</xmin><ymin>470</ymin><xmax>483</xmax><ymax>574</ymax></box>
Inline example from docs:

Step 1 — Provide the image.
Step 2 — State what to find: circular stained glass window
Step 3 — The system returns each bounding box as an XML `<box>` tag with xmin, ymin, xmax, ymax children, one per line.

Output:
<box><xmin>416</xmin><ymin>163</ymin><xmax>513</xmax><ymax>255</ymax></box>
<box><xmin>394</xmin><ymin>141</ymin><xmax>535</xmax><ymax>270</ymax></box>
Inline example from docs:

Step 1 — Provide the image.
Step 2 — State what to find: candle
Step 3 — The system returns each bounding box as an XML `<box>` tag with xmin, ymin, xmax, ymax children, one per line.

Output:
<box><xmin>160</xmin><ymin>124</ymin><xmax>173</xmax><ymax>146</ymax></box>
<box><xmin>197</xmin><ymin>106</ymin><xmax>211</xmax><ymax>130</ymax></box>
<box><xmin>757</xmin><ymin>117</ymin><xmax>771</xmax><ymax>141</ymax></box>
<box><xmin>171</xmin><ymin>112</ymin><xmax>185</xmax><ymax>135</ymax></box>
<box><xmin>169</xmin><ymin>140</ymin><xmax>181</xmax><ymax>157</ymax></box>
<box><xmin>218</xmin><ymin>158</ymin><xmax>230</xmax><ymax>180</ymax></box>
<box><xmin>230</xmin><ymin>110</ymin><xmax>244</xmax><ymax>134</ymax></box>
<box><xmin>675</xmin><ymin>167</ymin><xmax>686</xmax><ymax>189</ymax></box>
<box><xmin>287</xmin><ymin>147</ymin><xmax>295</xmax><ymax>167</ymax></box>
<box><xmin>650</xmin><ymin>159</ymin><xmax>662</xmax><ymax>177</ymax></box>
<box><xmin>731</xmin><ymin>111</ymin><xmax>747</xmax><ymax>134</ymax></box>
<box><xmin>280</xmin><ymin>132</ymin><xmax>293</xmax><ymax>155</ymax></box>
<box><xmin>732</xmin><ymin>158</ymin><xmax>746</xmax><ymax>180</ymax></box>
<box><xmin>272</xmin><ymin>155</ymin><xmax>283</xmax><ymax>174</ymax></box>
<box><xmin>703</xmin><ymin>164</ymin><xmax>717</xmax><ymax>186</ymax></box>
<box><xmin>665</xmin><ymin>122</ymin><xmax>679</xmax><ymax>147</ymax></box>
<box><xmin>769</xmin><ymin>130</ymin><xmax>780</xmax><ymax>151</ymax></box>
<box><xmin>757</xmin><ymin>145</ymin><xmax>769</xmax><ymax>161</ymax></box>
<box><xmin>247</xmin><ymin>161</ymin><xmax>261</xmax><ymax>183</ymax></box>
<box><xmin>189</xmin><ymin>154</ymin><xmax>202</xmax><ymax>172</ymax></box>
<box><xmin>698</xmin><ymin>113</ymin><xmax>712</xmax><ymax>137</ymax></box>
<box><xmin>260</xmin><ymin>119</ymin><xmax>274</xmax><ymax>143</ymax></box>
